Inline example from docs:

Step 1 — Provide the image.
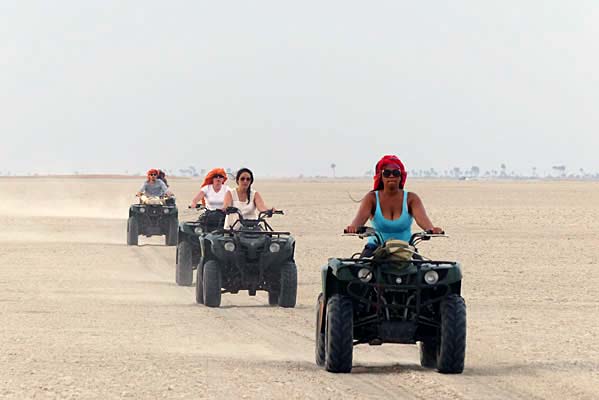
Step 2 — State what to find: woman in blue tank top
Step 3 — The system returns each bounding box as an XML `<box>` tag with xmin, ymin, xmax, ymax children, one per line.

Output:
<box><xmin>346</xmin><ymin>155</ymin><xmax>443</xmax><ymax>256</ymax></box>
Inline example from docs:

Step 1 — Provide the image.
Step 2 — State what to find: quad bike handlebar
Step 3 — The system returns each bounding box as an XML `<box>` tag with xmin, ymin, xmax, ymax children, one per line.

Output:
<box><xmin>344</xmin><ymin>227</ymin><xmax>447</xmax><ymax>246</ymax></box>
<box><xmin>225</xmin><ymin>207</ymin><xmax>283</xmax><ymax>218</ymax></box>
<box><xmin>224</xmin><ymin>207</ymin><xmax>284</xmax><ymax>232</ymax></box>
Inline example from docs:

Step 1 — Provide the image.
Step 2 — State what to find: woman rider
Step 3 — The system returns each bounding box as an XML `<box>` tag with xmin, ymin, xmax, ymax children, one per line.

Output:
<box><xmin>345</xmin><ymin>155</ymin><xmax>443</xmax><ymax>256</ymax></box>
<box><xmin>137</xmin><ymin>168</ymin><xmax>171</xmax><ymax>197</ymax></box>
<box><xmin>222</xmin><ymin>168</ymin><xmax>276</xmax><ymax>228</ymax></box>
<box><xmin>190</xmin><ymin>168</ymin><xmax>230</xmax><ymax>210</ymax></box>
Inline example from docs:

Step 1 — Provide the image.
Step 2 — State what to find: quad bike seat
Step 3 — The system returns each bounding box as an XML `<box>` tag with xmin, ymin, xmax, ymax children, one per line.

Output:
<box><xmin>140</xmin><ymin>195</ymin><xmax>165</xmax><ymax>206</ymax></box>
<box><xmin>372</xmin><ymin>239</ymin><xmax>416</xmax><ymax>262</ymax></box>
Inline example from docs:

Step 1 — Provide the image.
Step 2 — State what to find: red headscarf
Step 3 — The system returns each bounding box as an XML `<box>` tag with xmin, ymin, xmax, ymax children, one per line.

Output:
<box><xmin>201</xmin><ymin>168</ymin><xmax>228</xmax><ymax>188</ymax></box>
<box><xmin>373</xmin><ymin>155</ymin><xmax>407</xmax><ymax>190</ymax></box>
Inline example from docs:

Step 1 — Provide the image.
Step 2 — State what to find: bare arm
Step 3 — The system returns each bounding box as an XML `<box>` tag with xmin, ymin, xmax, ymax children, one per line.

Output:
<box><xmin>190</xmin><ymin>190</ymin><xmax>206</xmax><ymax>208</ymax></box>
<box><xmin>345</xmin><ymin>192</ymin><xmax>375</xmax><ymax>233</ymax></box>
<box><xmin>253</xmin><ymin>192</ymin><xmax>272</xmax><ymax>212</ymax></box>
<box><xmin>222</xmin><ymin>191</ymin><xmax>233</xmax><ymax>210</ymax></box>
<box><xmin>408</xmin><ymin>193</ymin><xmax>443</xmax><ymax>233</ymax></box>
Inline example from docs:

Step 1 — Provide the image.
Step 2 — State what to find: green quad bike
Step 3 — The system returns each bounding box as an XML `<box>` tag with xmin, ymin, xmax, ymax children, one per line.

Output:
<box><xmin>315</xmin><ymin>227</ymin><xmax>466</xmax><ymax>374</ymax></box>
<box><xmin>197</xmin><ymin>207</ymin><xmax>297</xmax><ymax>308</ymax></box>
<box><xmin>175</xmin><ymin>205</ymin><xmax>226</xmax><ymax>286</ymax></box>
<box><xmin>127</xmin><ymin>195</ymin><xmax>178</xmax><ymax>246</ymax></box>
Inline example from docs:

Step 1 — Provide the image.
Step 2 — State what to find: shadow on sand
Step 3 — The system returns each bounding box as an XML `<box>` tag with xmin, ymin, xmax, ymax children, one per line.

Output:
<box><xmin>350</xmin><ymin>362</ymin><xmax>426</xmax><ymax>375</ymax></box>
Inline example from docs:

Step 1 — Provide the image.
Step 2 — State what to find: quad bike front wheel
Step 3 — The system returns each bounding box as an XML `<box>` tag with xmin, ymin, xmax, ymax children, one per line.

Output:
<box><xmin>437</xmin><ymin>294</ymin><xmax>467</xmax><ymax>373</ymax></box>
<box><xmin>203</xmin><ymin>260</ymin><xmax>222</xmax><ymax>307</ymax></box>
<box><xmin>277</xmin><ymin>261</ymin><xmax>297</xmax><ymax>308</ymax></box>
<box><xmin>127</xmin><ymin>217</ymin><xmax>139</xmax><ymax>246</ymax></box>
<box><xmin>176</xmin><ymin>240</ymin><xmax>193</xmax><ymax>286</ymax></box>
<box><xmin>325</xmin><ymin>294</ymin><xmax>353</xmax><ymax>373</ymax></box>
<box><xmin>165</xmin><ymin>217</ymin><xmax>178</xmax><ymax>246</ymax></box>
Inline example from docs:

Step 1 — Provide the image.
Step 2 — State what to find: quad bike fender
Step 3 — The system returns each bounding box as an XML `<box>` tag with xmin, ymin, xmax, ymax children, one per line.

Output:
<box><xmin>198</xmin><ymin>235</ymin><xmax>217</xmax><ymax>270</ymax></box>
<box><xmin>129</xmin><ymin>205</ymin><xmax>144</xmax><ymax>218</ymax></box>
<box><xmin>179</xmin><ymin>221</ymin><xmax>199</xmax><ymax>238</ymax></box>
<box><xmin>166</xmin><ymin>206</ymin><xmax>179</xmax><ymax>218</ymax></box>
<box><xmin>317</xmin><ymin>259</ymin><xmax>353</xmax><ymax>336</ymax></box>
<box><xmin>444</xmin><ymin>262</ymin><xmax>462</xmax><ymax>285</ymax></box>
<box><xmin>320</xmin><ymin>258</ymin><xmax>355</xmax><ymax>300</ymax></box>
<box><xmin>316</xmin><ymin>292</ymin><xmax>326</xmax><ymax>336</ymax></box>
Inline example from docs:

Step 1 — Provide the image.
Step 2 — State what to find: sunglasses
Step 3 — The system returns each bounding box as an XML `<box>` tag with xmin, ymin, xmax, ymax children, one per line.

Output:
<box><xmin>148</xmin><ymin>173</ymin><xmax>157</xmax><ymax>177</ymax></box>
<box><xmin>382</xmin><ymin>169</ymin><xmax>401</xmax><ymax>178</ymax></box>
<box><xmin>213</xmin><ymin>174</ymin><xmax>225</xmax><ymax>179</ymax></box>
<box><xmin>239</xmin><ymin>177</ymin><xmax>252</xmax><ymax>182</ymax></box>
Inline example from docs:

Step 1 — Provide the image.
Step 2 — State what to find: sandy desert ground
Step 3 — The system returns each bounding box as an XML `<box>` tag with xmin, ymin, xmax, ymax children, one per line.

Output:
<box><xmin>1</xmin><ymin>177</ymin><xmax>598</xmax><ymax>399</ymax></box>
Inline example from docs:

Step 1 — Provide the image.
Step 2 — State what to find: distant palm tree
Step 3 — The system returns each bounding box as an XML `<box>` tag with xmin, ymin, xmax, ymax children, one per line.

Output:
<box><xmin>552</xmin><ymin>165</ymin><xmax>566</xmax><ymax>177</ymax></box>
<box><xmin>330</xmin><ymin>163</ymin><xmax>336</xmax><ymax>177</ymax></box>
<box><xmin>452</xmin><ymin>167</ymin><xmax>461</xmax><ymax>178</ymax></box>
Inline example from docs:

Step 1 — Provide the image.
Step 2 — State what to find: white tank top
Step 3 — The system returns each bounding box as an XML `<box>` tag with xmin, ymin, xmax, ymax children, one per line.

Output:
<box><xmin>201</xmin><ymin>184</ymin><xmax>229</xmax><ymax>210</ymax></box>
<box><xmin>224</xmin><ymin>188</ymin><xmax>257</xmax><ymax>228</ymax></box>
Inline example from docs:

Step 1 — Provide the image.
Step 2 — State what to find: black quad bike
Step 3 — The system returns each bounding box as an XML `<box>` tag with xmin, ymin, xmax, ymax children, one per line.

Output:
<box><xmin>126</xmin><ymin>195</ymin><xmax>178</xmax><ymax>246</ymax></box>
<box><xmin>195</xmin><ymin>207</ymin><xmax>297</xmax><ymax>308</ymax></box>
<box><xmin>175</xmin><ymin>205</ymin><xmax>226</xmax><ymax>286</ymax></box>
<box><xmin>315</xmin><ymin>227</ymin><xmax>466</xmax><ymax>374</ymax></box>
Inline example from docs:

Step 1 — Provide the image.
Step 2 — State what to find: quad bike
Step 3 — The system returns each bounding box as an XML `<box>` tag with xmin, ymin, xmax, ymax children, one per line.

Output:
<box><xmin>315</xmin><ymin>227</ymin><xmax>466</xmax><ymax>373</ymax></box>
<box><xmin>175</xmin><ymin>205</ymin><xmax>226</xmax><ymax>286</ymax></box>
<box><xmin>196</xmin><ymin>207</ymin><xmax>297</xmax><ymax>308</ymax></box>
<box><xmin>126</xmin><ymin>195</ymin><xmax>178</xmax><ymax>246</ymax></box>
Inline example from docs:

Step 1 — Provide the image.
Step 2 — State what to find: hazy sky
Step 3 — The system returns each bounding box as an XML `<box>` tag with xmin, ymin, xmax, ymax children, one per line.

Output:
<box><xmin>2</xmin><ymin>1</ymin><xmax>598</xmax><ymax>177</ymax></box>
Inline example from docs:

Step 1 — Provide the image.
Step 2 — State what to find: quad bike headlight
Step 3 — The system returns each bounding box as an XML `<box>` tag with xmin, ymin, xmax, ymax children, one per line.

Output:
<box><xmin>357</xmin><ymin>268</ymin><xmax>373</xmax><ymax>283</ymax></box>
<box><xmin>269</xmin><ymin>243</ymin><xmax>280</xmax><ymax>253</ymax></box>
<box><xmin>424</xmin><ymin>270</ymin><xmax>439</xmax><ymax>285</ymax></box>
<box><xmin>194</xmin><ymin>227</ymin><xmax>202</xmax><ymax>234</ymax></box>
<box><xmin>163</xmin><ymin>208</ymin><xmax>170</xmax><ymax>214</ymax></box>
<box><xmin>224</xmin><ymin>242</ymin><xmax>236</xmax><ymax>252</ymax></box>
<box><xmin>139</xmin><ymin>207</ymin><xmax>146</xmax><ymax>213</ymax></box>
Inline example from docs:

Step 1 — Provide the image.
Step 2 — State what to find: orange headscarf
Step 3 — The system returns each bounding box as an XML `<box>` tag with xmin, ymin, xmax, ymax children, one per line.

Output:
<box><xmin>201</xmin><ymin>168</ymin><xmax>228</xmax><ymax>188</ymax></box>
<box><xmin>146</xmin><ymin>168</ymin><xmax>159</xmax><ymax>182</ymax></box>
<box><xmin>373</xmin><ymin>155</ymin><xmax>407</xmax><ymax>190</ymax></box>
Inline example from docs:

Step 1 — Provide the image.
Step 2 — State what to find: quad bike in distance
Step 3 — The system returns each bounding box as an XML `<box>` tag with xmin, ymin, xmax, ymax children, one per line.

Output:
<box><xmin>196</xmin><ymin>207</ymin><xmax>298</xmax><ymax>308</ymax></box>
<box><xmin>127</xmin><ymin>195</ymin><xmax>178</xmax><ymax>246</ymax></box>
<box><xmin>175</xmin><ymin>205</ymin><xmax>226</xmax><ymax>286</ymax></box>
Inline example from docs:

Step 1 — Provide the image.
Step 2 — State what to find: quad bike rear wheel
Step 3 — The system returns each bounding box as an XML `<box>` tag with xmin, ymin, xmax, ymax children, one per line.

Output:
<box><xmin>176</xmin><ymin>240</ymin><xmax>193</xmax><ymax>286</ymax></box>
<box><xmin>419</xmin><ymin>339</ymin><xmax>438</xmax><ymax>368</ymax></box>
<box><xmin>315</xmin><ymin>293</ymin><xmax>326</xmax><ymax>367</ymax></box>
<box><xmin>325</xmin><ymin>294</ymin><xmax>353</xmax><ymax>373</ymax></box>
<box><xmin>277</xmin><ymin>261</ymin><xmax>297</xmax><ymax>308</ymax></box>
<box><xmin>268</xmin><ymin>291</ymin><xmax>279</xmax><ymax>306</ymax></box>
<box><xmin>127</xmin><ymin>217</ymin><xmax>139</xmax><ymax>246</ymax></box>
<box><xmin>437</xmin><ymin>294</ymin><xmax>466</xmax><ymax>373</ymax></box>
<box><xmin>195</xmin><ymin>263</ymin><xmax>204</xmax><ymax>304</ymax></box>
<box><xmin>203</xmin><ymin>260</ymin><xmax>222</xmax><ymax>307</ymax></box>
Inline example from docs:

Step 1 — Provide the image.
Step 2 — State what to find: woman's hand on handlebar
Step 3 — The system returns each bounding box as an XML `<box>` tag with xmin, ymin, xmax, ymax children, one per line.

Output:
<box><xmin>429</xmin><ymin>227</ymin><xmax>444</xmax><ymax>234</ymax></box>
<box><xmin>344</xmin><ymin>225</ymin><xmax>359</xmax><ymax>234</ymax></box>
